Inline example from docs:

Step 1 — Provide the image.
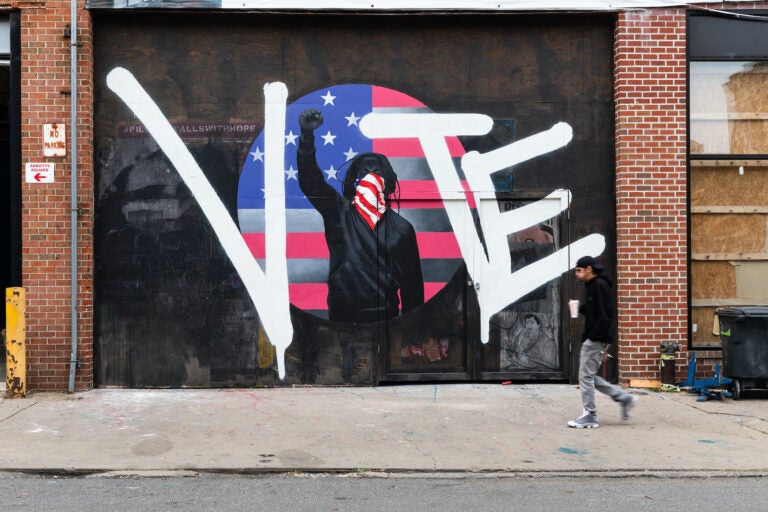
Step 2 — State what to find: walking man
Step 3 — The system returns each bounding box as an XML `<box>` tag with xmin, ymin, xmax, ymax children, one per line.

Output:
<box><xmin>568</xmin><ymin>256</ymin><xmax>637</xmax><ymax>428</ymax></box>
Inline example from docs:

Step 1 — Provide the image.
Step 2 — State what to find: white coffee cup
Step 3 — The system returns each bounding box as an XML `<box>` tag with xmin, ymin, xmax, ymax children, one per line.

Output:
<box><xmin>568</xmin><ymin>299</ymin><xmax>579</xmax><ymax>319</ymax></box>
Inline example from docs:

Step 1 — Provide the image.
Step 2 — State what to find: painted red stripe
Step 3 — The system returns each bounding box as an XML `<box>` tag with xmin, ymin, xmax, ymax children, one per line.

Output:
<box><xmin>373</xmin><ymin>137</ymin><xmax>465</xmax><ymax>158</ymax></box>
<box><xmin>397</xmin><ymin>179</ymin><xmax>473</xmax><ymax>200</ymax></box>
<box><xmin>416</xmin><ymin>232</ymin><xmax>462</xmax><ymax>258</ymax></box>
<box><xmin>289</xmin><ymin>283</ymin><xmax>328</xmax><ymax>310</ymax></box>
<box><xmin>395</xmin><ymin>199</ymin><xmax>445</xmax><ymax>209</ymax></box>
<box><xmin>372</xmin><ymin>85</ymin><xmax>426</xmax><ymax>108</ymax></box>
<box><xmin>397</xmin><ymin>180</ymin><xmax>477</xmax><ymax>209</ymax></box>
<box><xmin>289</xmin><ymin>282</ymin><xmax>446</xmax><ymax>310</ymax></box>
<box><xmin>397</xmin><ymin>179</ymin><xmax>440</xmax><ymax>197</ymax></box>
<box><xmin>460</xmin><ymin>179</ymin><xmax>477</xmax><ymax>210</ymax></box>
<box><xmin>243</xmin><ymin>232</ymin><xmax>460</xmax><ymax>259</ymax></box>
<box><xmin>243</xmin><ymin>232</ymin><xmax>329</xmax><ymax>259</ymax></box>
<box><xmin>370</xmin><ymin>86</ymin><xmax>465</xmax><ymax>157</ymax></box>
<box><xmin>423</xmin><ymin>282</ymin><xmax>444</xmax><ymax>302</ymax></box>
<box><xmin>244</xmin><ymin>180</ymin><xmax>471</xmax><ymax>207</ymax></box>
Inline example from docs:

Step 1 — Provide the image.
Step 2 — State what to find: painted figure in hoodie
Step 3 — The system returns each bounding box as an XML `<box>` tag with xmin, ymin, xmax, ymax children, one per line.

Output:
<box><xmin>297</xmin><ymin>108</ymin><xmax>424</xmax><ymax>323</ymax></box>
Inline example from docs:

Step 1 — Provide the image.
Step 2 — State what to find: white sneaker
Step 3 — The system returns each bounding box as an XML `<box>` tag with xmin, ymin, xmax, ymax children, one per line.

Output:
<box><xmin>567</xmin><ymin>411</ymin><xmax>599</xmax><ymax>428</ymax></box>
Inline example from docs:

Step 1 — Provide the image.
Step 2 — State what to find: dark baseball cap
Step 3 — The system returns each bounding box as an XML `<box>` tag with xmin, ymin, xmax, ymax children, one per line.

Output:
<box><xmin>575</xmin><ymin>256</ymin><xmax>605</xmax><ymax>271</ymax></box>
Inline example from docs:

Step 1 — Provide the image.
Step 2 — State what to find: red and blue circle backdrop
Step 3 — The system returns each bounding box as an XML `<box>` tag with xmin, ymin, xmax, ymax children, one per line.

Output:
<box><xmin>238</xmin><ymin>84</ymin><xmax>467</xmax><ymax>318</ymax></box>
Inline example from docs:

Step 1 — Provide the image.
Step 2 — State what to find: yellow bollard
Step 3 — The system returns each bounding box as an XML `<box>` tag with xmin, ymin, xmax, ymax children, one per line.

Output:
<box><xmin>5</xmin><ymin>287</ymin><xmax>26</xmax><ymax>398</ymax></box>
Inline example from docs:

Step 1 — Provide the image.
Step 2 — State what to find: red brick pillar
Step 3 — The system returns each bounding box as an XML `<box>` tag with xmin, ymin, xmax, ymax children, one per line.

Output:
<box><xmin>614</xmin><ymin>9</ymin><xmax>688</xmax><ymax>384</ymax></box>
<box><xmin>20</xmin><ymin>0</ymin><xmax>94</xmax><ymax>391</ymax></box>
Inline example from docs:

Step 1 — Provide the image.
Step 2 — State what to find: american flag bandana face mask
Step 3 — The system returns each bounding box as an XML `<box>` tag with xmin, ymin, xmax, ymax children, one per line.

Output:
<box><xmin>353</xmin><ymin>172</ymin><xmax>387</xmax><ymax>230</ymax></box>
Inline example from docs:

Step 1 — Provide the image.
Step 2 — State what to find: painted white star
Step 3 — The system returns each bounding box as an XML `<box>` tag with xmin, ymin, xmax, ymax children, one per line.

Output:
<box><xmin>285</xmin><ymin>166</ymin><xmax>298</xmax><ymax>181</ymax></box>
<box><xmin>249</xmin><ymin>147</ymin><xmax>264</xmax><ymax>162</ymax></box>
<box><xmin>321</xmin><ymin>130</ymin><xmax>337</xmax><ymax>146</ymax></box>
<box><xmin>345</xmin><ymin>112</ymin><xmax>360</xmax><ymax>126</ymax></box>
<box><xmin>324</xmin><ymin>165</ymin><xmax>338</xmax><ymax>181</ymax></box>
<box><xmin>321</xmin><ymin>90</ymin><xmax>336</xmax><ymax>106</ymax></box>
<box><xmin>284</xmin><ymin>130</ymin><xmax>298</xmax><ymax>145</ymax></box>
<box><xmin>343</xmin><ymin>147</ymin><xmax>358</xmax><ymax>161</ymax></box>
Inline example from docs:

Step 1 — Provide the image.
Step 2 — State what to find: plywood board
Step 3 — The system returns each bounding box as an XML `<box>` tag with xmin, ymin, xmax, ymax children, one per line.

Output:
<box><xmin>733</xmin><ymin>260</ymin><xmax>768</xmax><ymax>299</ymax></box>
<box><xmin>690</xmin><ymin>214</ymin><xmax>766</xmax><ymax>253</ymax></box>
<box><xmin>629</xmin><ymin>379</ymin><xmax>662</xmax><ymax>389</ymax></box>
<box><xmin>689</xmin><ymin>121</ymin><xmax>768</xmax><ymax>154</ymax></box>
<box><xmin>723</xmin><ymin>63</ymin><xmax>768</xmax><ymax>114</ymax></box>
<box><xmin>691</xmin><ymin>206</ymin><xmax>768</xmax><ymax>213</ymax></box>
<box><xmin>691</xmin><ymin>306</ymin><xmax>723</xmax><ymax>348</ymax></box>
<box><xmin>713</xmin><ymin>66</ymin><xmax>768</xmax><ymax>153</ymax></box>
<box><xmin>691</xmin><ymin>166</ymin><xmax>768</xmax><ymax>206</ymax></box>
<box><xmin>691</xmin><ymin>64</ymin><xmax>768</xmax><ymax>154</ymax></box>
<box><xmin>691</xmin><ymin>261</ymin><xmax>736</xmax><ymax>299</ymax></box>
<box><xmin>691</xmin><ymin>160</ymin><xmax>768</xmax><ymax>167</ymax></box>
<box><xmin>693</xmin><ymin>298</ymin><xmax>768</xmax><ymax>306</ymax></box>
<box><xmin>692</xmin><ymin>253</ymin><xmax>768</xmax><ymax>260</ymax></box>
<box><xmin>728</xmin><ymin>120</ymin><xmax>768</xmax><ymax>154</ymax></box>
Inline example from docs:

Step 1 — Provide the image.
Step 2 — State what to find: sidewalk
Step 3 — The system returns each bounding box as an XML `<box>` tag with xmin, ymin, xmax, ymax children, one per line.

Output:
<box><xmin>1</xmin><ymin>383</ymin><xmax>767</xmax><ymax>475</ymax></box>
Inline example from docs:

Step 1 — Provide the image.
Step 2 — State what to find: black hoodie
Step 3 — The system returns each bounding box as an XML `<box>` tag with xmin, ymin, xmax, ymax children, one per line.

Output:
<box><xmin>582</xmin><ymin>274</ymin><xmax>614</xmax><ymax>343</ymax></box>
<box><xmin>297</xmin><ymin>133</ymin><xmax>424</xmax><ymax>323</ymax></box>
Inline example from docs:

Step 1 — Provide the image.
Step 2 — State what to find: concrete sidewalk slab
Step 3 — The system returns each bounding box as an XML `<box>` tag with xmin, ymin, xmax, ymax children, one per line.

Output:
<box><xmin>0</xmin><ymin>384</ymin><xmax>767</xmax><ymax>474</ymax></box>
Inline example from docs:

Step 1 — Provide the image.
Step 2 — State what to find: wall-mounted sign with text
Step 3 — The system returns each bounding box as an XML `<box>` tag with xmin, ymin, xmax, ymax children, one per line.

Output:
<box><xmin>25</xmin><ymin>162</ymin><xmax>55</xmax><ymax>183</ymax></box>
<box><xmin>43</xmin><ymin>123</ymin><xmax>66</xmax><ymax>157</ymax></box>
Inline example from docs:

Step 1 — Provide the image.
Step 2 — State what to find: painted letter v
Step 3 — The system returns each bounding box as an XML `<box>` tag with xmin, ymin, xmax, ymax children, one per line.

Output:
<box><xmin>106</xmin><ymin>68</ymin><xmax>293</xmax><ymax>379</ymax></box>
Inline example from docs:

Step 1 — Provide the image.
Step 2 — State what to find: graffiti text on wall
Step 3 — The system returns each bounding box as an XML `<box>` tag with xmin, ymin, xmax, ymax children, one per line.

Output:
<box><xmin>106</xmin><ymin>67</ymin><xmax>605</xmax><ymax>378</ymax></box>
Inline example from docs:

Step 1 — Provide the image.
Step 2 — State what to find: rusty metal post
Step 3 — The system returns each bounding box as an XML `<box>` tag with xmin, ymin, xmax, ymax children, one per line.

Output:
<box><xmin>6</xmin><ymin>287</ymin><xmax>26</xmax><ymax>398</ymax></box>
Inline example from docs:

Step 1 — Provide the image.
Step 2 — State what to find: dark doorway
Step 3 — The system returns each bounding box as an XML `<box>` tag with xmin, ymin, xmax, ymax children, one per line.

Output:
<box><xmin>0</xmin><ymin>17</ymin><xmax>8</xmax><ymax>377</ymax></box>
<box><xmin>1</xmin><ymin>12</ymin><xmax>22</xmax><ymax>380</ymax></box>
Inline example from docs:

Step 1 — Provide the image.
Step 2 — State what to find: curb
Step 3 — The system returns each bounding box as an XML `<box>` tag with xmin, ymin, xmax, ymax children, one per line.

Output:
<box><xmin>3</xmin><ymin>468</ymin><xmax>768</xmax><ymax>479</ymax></box>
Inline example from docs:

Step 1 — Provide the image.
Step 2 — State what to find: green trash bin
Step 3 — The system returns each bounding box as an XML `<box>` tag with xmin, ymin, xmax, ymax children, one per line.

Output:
<box><xmin>716</xmin><ymin>306</ymin><xmax>768</xmax><ymax>399</ymax></box>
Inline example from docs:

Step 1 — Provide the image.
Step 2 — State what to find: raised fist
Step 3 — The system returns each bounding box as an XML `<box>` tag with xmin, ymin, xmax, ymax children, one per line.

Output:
<box><xmin>299</xmin><ymin>109</ymin><xmax>324</xmax><ymax>132</ymax></box>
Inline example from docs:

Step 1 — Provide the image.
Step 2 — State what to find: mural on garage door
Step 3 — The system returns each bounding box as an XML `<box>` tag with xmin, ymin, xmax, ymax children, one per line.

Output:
<box><xmin>93</xmin><ymin>14</ymin><xmax>615</xmax><ymax>387</ymax></box>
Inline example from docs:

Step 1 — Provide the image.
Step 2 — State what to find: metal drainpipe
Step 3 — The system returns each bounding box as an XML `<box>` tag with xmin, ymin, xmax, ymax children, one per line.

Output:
<box><xmin>67</xmin><ymin>0</ymin><xmax>79</xmax><ymax>393</ymax></box>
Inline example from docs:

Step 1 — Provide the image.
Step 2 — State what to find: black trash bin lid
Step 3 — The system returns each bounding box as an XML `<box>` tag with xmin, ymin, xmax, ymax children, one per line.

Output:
<box><xmin>716</xmin><ymin>306</ymin><xmax>768</xmax><ymax>319</ymax></box>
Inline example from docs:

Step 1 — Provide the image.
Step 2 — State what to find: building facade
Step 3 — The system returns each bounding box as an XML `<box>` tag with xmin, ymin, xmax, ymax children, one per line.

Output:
<box><xmin>3</xmin><ymin>1</ymin><xmax>762</xmax><ymax>391</ymax></box>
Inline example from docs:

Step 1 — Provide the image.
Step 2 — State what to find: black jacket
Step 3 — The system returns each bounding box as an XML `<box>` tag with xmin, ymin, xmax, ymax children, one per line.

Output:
<box><xmin>581</xmin><ymin>275</ymin><xmax>614</xmax><ymax>343</ymax></box>
<box><xmin>297</xmin><ymin>134</ymin><xmax>424</xmax><ymax>323</ymax></box>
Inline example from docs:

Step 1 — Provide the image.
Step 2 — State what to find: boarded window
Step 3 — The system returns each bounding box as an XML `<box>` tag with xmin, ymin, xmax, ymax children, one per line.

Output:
<box><xmin>689</xmin><ymin>11</ymin><xmax>768</xmax><ymax>348</ymax></box>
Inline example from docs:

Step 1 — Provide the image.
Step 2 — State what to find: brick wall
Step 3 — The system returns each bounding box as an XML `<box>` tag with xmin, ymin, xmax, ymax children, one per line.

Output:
<box><xmin>614</xmin><ymin>9</ymin><xmax>689</xmax><ymax>384</ymax></box>
<box><xmin>19</xmin><ymin>0</ymin><xmax>93</xmax><ymax>391</ymax></box>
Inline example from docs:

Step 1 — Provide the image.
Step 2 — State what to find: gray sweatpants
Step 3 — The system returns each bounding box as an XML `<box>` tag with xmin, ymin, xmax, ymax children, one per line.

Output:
<box><xmin>579</xmin><ymin>339</ymin><xmax>625</xmax><ymax>414</ymax></box>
